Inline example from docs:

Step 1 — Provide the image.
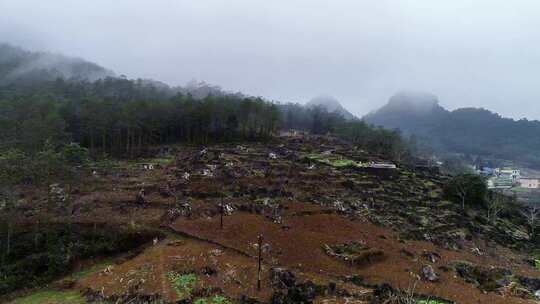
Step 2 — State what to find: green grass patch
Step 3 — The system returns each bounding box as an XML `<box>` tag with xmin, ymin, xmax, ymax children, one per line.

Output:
<box><xmin>69</xmin><ymin>259</ymin><xmax>113</xmax><ymax>280</ymax></box>
<box><xmin>416</xmin><ymin>300</ymin><xmax>448</xmax><ymax>304</ymax></box>
<box><xmin>151</xmin><ymin>157</ymin><xmax>174</xmax><ymax>165</ymax></box>
<box><xmin>428</xmin><ymin>190</ymin><xmax>440</xmax><ymax>199</ymax></box>
<box><xmin>10</xmin><ymin>290</ymin><xmax>86</xmax><ymax>304</ymax></box>
<box><xmin>167</xmin><ymin>272</ymin><xmax>198</xmax><ymax>298</ymax></box>
<box><xmin>534</xmin><ymin>259</ymin><xmax>540</xmax><ymax>270</ymax></box>
<box><xmin>304</xmin><ymin>153</ymin><xmax>361</xmax><ymax>168</ymax></box>
<box><xmin>510</xmin><ymin>187</ymin><xmax>530</xmax><ymax>193</ymax></box>
<box><xmin>194</xmin><ymin>295</ymin><xmax>232</xmax><ymax>304</ymax></box>
<box><xmin>424</xmin><ymin>181</ymin><xmax>435</xmax><ymax>187</ymax></box>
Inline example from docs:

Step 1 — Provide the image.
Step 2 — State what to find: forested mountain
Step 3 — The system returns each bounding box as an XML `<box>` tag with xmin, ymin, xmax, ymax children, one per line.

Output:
<box><xmin>365</xmin><ymin>91</ymin><xmax>540</xmax><ymax>168</ymax></box>
<box><xmin>0</xmin><ymin>43</ymin><xmax>115</xmax><ymax>85</ymax></box>
<box><xmin>0</xmin><ymin>44</ymin><xmax>413</xmax><ymax>169</ymax></box>
<box><xmin>0</xmin><ymin>77</ymin><xmax>281</xmax><ymax>157</ymax></box>
<box><xmin>364</xmin><ymin>91</ymin><xmax>448</xmax><ymax>133</ymax></box>
<box><xmin>306</xmin><ymin>95</ymin><xmax>357</xmax><ymax>120</ymax></box>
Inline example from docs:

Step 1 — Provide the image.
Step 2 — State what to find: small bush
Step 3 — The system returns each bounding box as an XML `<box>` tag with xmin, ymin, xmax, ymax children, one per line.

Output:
<box><xmin>167</xmin><ymin>272</ymin><xmax>197</xmax><ymax>298</ymax></box>
<box><xmin>443</xmin><ymin>174</ymin><xmax>487</xmax><ymax>210</ymax></box>
<box><xmin>62</xmin><ymin>143</ymin><xmax>89</xmax><ymax>166</ymax></box>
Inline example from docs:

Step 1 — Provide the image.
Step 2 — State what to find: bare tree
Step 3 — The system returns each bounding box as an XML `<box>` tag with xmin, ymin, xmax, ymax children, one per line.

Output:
<box><xmin>520</xmin><ymin>204</ymin><xmax>540</xmax><ymax>239</ymax></box>
<box><xmin>486</xmin><ymin>191</ymin><xmax>505</xmax><ymax>223</ymax></box>
<box><xmin>0</xmin><ymin>187</ymin><xmax>18</xmax><ymax>258</ymax></box>
<box><xmin>455</xmin><ymin>183</ymin><xmax>468</xmax><ymax>211</ymax></box>
<box><xmin>444</xmin><ymin>174</ymin><xmax>486</xmax><ymax>212</ymax></box>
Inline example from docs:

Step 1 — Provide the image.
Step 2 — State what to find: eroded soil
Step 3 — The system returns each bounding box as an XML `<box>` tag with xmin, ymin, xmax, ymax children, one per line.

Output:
<box><xmin>5</xmin><ymin>135</ymin><xmax>540</xmax><ymax>304</ymax></box>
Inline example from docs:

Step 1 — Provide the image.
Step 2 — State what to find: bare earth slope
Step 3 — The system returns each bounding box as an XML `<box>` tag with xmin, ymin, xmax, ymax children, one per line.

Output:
<box><xmin>6</xmin><ymin>135</ymin><xmax>540</xmax><ymax>304</ymax></box>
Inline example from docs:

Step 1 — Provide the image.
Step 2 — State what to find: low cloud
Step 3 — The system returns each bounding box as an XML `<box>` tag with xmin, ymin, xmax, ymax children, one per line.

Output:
<box><xmin>1</xmin><ymin>0</ymin><xmax>539</xmax><ymax>119</ymax></box>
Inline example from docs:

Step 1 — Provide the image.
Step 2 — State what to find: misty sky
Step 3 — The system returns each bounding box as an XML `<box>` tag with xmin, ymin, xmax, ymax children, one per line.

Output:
<box><xmin>1</xmin><ymin>0</ymin><xmax>540</xmax><ymax>119</ymax></box>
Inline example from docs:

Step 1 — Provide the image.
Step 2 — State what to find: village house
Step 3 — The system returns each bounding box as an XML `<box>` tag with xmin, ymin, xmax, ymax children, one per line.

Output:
<box><xmin>495</xmin><ymin>168</ymin><xmax>521</xmax><ymax>182</ymax></box>
<box><xmin>520</xmin><ymin>177</ymin><xmax>540</xmax><ymax>189</ymax></box>
<box><xmin>487</xmin><ymin>176</ymin><xmax>514</xmax><ymax>189</ymax></box>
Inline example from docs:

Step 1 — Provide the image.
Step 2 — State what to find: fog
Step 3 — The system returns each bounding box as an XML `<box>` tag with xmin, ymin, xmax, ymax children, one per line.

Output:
<box><xmin>2</xmin><ymin>0</ymin><xmax>540</xmax><ymax>119</ymax></box>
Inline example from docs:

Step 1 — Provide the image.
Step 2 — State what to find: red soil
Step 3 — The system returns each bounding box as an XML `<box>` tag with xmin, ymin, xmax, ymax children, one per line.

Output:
<box><xmin>170</xmin><ymin>202</ymin><xmax>539</xmax><ymax>304</ymax></box>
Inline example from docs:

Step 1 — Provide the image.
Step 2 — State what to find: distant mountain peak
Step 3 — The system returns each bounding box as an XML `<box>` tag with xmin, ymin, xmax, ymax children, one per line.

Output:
<box><xmin>306</xmin><ymin>95</ymin><xmax>356</xmax><ymax>120</ymax></box>
<box><xmin>364</xmin><ymin>91</ymin><xmax>540</xmax><ymax>168</ymax></box>
<box><xmin>363</xmin><ymin>91</ymin><xmax>449</xmax><ymax>136</ymax></box>
<box><xmin>385</xmin><ymin>91</ymin><xmax>443</xmax><ymax>114</ymax></box>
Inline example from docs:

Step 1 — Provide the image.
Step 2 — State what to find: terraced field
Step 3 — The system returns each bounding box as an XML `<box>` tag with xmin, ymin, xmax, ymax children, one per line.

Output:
<box><xmin>4</xmin><ymin>136</ymin><xmax>540</xmax><ymax>304</ymax></box>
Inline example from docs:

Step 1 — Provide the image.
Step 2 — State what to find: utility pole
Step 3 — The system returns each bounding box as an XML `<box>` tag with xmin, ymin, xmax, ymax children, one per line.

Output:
<box><xmin>257</xmin><ymin>234</ymin><xmax>263</xmax><ymax>291</ymax></box>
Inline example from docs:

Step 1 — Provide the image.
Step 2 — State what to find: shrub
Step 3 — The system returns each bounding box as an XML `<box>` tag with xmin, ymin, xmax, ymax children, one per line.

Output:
<box><xmin>443</xmin><ymin>174</ymin><xmax>487</xmax><ymax>210</ymax></box>
<box><xmin>62</xmin><ymin>143</ymin><xmax>89</xmax><ymax>166</ymax></box>
<box><xmin>167</xmin><ymin>272</ymin><xmax>197</xmax><ymax>298</ymax></box>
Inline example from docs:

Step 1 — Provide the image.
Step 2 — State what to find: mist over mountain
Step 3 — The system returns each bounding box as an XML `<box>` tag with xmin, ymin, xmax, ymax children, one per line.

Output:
<box><xmin>0</xmin><ymin>43</ymin><xmax>115</xmax><ymax>85</ymax></box>
<box><xmin>306</xmin><ymin>95</ymin><xmax>356</xmax><ymax>120</ymax></box>
<box><xmin>364</xmin><ymin>91</ymin><xmax>448</xmax><ymax>135</ymax></box>
<box><xmin>365</xmin><ymin>91</ymin><xmax>540</xmax><ymax>168</ymax></box>
<box><xmin>0</xmin><ymin>43</ymin><xmax>252</xmax><ymax>102</ymax></box>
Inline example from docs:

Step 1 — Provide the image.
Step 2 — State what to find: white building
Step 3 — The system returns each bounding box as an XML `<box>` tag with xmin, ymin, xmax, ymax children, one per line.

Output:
<box><xmin>495</xmin><ymin>168</ymin><xmax>521</xmax><ymax>182</ymax></box>
<box><xmin>520</xmin><ymin>178</ymin><xmax>540</xmax><ymax>189</ymax></box>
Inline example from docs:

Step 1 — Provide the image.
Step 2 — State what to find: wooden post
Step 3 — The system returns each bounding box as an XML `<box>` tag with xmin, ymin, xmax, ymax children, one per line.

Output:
<box><xmin>257</xmin><ymin>234</ymin><xmax>263</xmax><ymax>291</ymax></box>
<box><xmin>220</xmin><ymin>198</ymin><xmax>224</xmax><ymax>230</ymax></box>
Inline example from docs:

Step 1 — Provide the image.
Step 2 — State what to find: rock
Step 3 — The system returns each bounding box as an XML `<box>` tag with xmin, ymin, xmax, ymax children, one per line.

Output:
<box><xmin>48</xmin><ymin>184</ymin><xmax>68</xmax><ymax>209</ymax></box>
<box><xmin>500</xmin><ymin>282</ymin><xmax>532</xmax><ymax>299</ymax></box>
<box><xmin>452</xmin><ymin>261</ymin><xmax>511</xmax><ymax>292</ymax></box>
<box><xmin>270</xmin><ymin>281</ymin><xmax>321</xmax><ymax>304</ymax></box>
<box><xmin>518</xmin><ymin>276</ymin><xmax>540</xmax><ymax>292</ymax></box>
<box><xmin>421</xmin><ymin>265</ymin><xmax>439</xmax><ymax>282</ymax></box>
<box><xmin>270</xmin><ymin>267</ymin><xmax>296</xmax><ymax>289</ymax></box>
<box><xmin>209</xmin><ymin>249</ymin><xmax>223</xmax><ymax>256</ymax></box>
<box><xmin>333</xmin><ymin>200</ymin><xmax>346</xmax><ymax>212</ymax></box>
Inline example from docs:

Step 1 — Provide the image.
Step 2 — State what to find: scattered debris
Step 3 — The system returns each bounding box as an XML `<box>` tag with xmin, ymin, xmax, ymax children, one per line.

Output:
<box><xmin>323</xmin><ymin>241</ymin><xmax>385</xmax><ymax>267</ymax></box>
<box><xmin>141</xmin><ymin>163</ymin><xmax>155</xmax><ymax>170</ymax></box>
<box><xmin>269</xmin><ymin>267</ymin><xmax>296</xmax><ymax>289</ymax></box>
<box><xmin>470</xmin><ymin>247</ymin><xmax>483</xmax><ymax>256</ymax></box>
<box><xmin>209</xmin><ymin>249</ymin><xmax>223</xmax><ymax>257</ymax></box>
<box><xmin>48</xmin><ymin>183</ymin><xmax>68</xmax><ymax>208</ymax></box>
<box><xmin>202</xmin><ymin>169</ymin><xmax>214</xmax><ymax>177</ymax></box>
<box><xmin>167</xmin><ymin>240</ymin><xmax>185</xmax><ymax>247</ymax></box>
<box><xmin>421</xmin><ymin>265</ymin><xmax>439</xmax><ymax>282</ymax></box>
<box><xmin>223</xmin><ymin>203</ymin><xmax>234</xmax><ymax>215</ymax></box>
<box><xmin>101</xmin><ymin>265</ymin><xmax>114</xmax><ymax>275</ymax></box>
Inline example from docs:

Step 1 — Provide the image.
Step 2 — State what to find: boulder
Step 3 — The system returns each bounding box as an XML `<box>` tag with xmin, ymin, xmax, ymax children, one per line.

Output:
<box><xmin>421</xmin><ymin>265</ymin><xmax>439</xmax><ymax>282</ymax></box>
<box><xmin>270</xmin><ymin>267</ymin><xmax>296</xmax><ymax>289</ymax></box>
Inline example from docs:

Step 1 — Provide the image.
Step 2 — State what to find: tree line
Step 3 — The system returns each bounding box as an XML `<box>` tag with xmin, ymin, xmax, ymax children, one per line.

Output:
<box><xmin>0</xmin><ymin>77</ymin><xmax>418</xmax><ymax>186</ymax></box>
<box><xmin>0</xmin><ymin>78</ymin><xmax>280</xmax><ymax>157</ymax></box>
